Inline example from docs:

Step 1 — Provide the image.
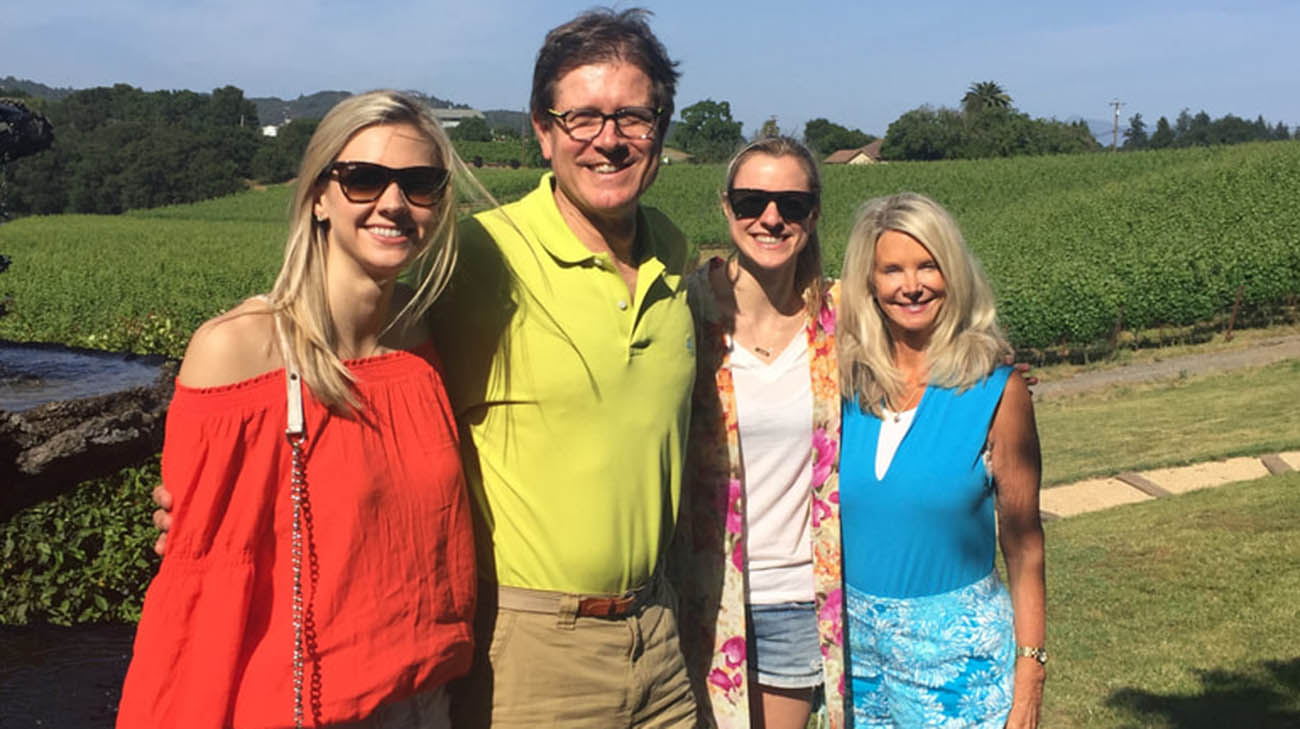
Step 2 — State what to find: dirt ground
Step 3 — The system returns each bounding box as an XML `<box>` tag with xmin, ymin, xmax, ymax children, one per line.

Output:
<box><xmin>1032</xmin><ymin>334</ymin><xmax>1300</xmax><ymax>400</ymax></box>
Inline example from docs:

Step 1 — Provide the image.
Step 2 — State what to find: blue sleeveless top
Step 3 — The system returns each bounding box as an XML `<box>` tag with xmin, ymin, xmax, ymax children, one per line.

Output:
<box><xmin>840</xmin><ymin>366</ymin><xmax>1013</xmax><ymax>599</ymax></box>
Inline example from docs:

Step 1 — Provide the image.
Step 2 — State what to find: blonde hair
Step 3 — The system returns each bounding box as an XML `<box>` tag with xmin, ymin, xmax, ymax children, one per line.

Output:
<box><xmin>837</xmin><ymin>192</ymin><xmax>1010</xmax><ymax>415</ymax></box>
<box><xmin>268</xmin><ymin>90</ymin><xmax>471</xmax><ymax>411</ymax></box>
<box><xmin>722</xmin><ymin>135</ymin><xmax>825</xmax><ymax>317</ymax></box>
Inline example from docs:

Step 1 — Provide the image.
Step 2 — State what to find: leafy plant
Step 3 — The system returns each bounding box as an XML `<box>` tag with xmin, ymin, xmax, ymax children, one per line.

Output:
<box><xmin>4</xmin><ymin>142</ymin><xmax>1298</xmax><ymax>353</ymax></box>
<box><xmin>77</xmin><ymin>312</ymin><xmax>188</xmax><ymax>358</ymax></box>
<box><xmin>0</xmin><ymin>460</ymin><xmax>161</xmax><ymax>624</ymax></box>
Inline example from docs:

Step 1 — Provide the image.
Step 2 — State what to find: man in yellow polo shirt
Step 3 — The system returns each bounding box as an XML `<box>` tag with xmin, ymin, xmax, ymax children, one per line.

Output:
<box><xmin>433</xmin><ymin>9</ymin><xmax>699</xmax><ymax>729</ymax></box>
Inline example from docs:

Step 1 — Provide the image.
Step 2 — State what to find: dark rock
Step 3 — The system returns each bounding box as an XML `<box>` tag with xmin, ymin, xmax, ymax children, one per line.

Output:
<box><xmin>0</xmin><ymin>352</ymin><xmax>175</xmax><ymax>520</ymax></box>
<box><xmin>0</xmin><ymin>99</ymin><xmax>55</xmax><ymax>163</ymax></box>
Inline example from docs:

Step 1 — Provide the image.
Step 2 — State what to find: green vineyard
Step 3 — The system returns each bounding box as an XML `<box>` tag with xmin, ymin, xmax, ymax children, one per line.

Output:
<box><xmin>1</xmin><ymin>141</ymin><xmax>1296</xmax><ymax>354</ymax></box>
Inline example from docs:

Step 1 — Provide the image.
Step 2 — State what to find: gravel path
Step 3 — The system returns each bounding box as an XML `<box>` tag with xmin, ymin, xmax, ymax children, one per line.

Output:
<box><xmin>1033</xmin><ymin>334</ymin><xmax>1300</xmax><ymax>400</ymax></box>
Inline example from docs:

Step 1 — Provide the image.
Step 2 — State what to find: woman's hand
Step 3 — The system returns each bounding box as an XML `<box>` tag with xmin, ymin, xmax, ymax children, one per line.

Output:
<box><xmin>151</xmin><ymin>484</ymin><xmax>173</xmax><ymax>556</ymax></box>
<box><xmin>1005</xmin><ymin>657</ymin><xmax>1045</xmax><ymax>728</ymax></box>
<box><xmin>1005</xmin><ymin>355</ymin><xmax>1038</xmax><ymax>389</ymax></box>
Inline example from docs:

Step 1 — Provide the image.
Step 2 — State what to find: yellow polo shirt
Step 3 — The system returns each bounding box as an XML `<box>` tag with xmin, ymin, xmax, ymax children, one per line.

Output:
<box><xmin>432</xmin><ymin>175</ymin><xmax>695</xmax><ymax>595</ymax></box>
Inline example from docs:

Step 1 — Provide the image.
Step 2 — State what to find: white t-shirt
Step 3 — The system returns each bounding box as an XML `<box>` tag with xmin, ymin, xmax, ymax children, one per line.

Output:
<box><xmin>730</xmin><ymin>334</ymin><xmax>815</xmax><ymax>604</ymax></box>
<box><xmin>876</xmin><ymin>406</ymin><xmax>918</xmax><ymax>480</ymax></box>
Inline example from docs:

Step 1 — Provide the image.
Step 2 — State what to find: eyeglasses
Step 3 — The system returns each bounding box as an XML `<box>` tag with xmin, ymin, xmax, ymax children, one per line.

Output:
<box><xmin>326</xmin><ymin>162</ymin><xmax>449</xmax><ymax>207</ymax></box>
<box><xmin>546</xmin><ymin>106</ymin><xmax>661</xmax><ymax>141</ymax></box>
<box><xmin>727</xmin><ymin>188</ymin><xmax>817</xmax><ymax>221</ymax></box>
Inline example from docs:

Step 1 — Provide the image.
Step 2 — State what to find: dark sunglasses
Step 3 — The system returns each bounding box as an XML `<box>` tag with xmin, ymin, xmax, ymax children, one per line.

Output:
<box><xmin>727</xmin><ymin>188</ymin><xmax>816</xmax><ymax>221</ymax></box>
<box><xmin>326</xmin><ymin>161</ymin><xmax>449</xmax><ymax>207</ymax></box>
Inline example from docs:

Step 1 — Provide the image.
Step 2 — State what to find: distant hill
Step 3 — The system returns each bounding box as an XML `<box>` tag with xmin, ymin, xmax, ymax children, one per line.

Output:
<box><xmin>1065</xmin><ymin>116</ymin><xmax>1117</xmax><ymax>146</ymax></box>
<box><xmin>0</xmin><ymin>78</ymin><xmax>480</xmax><ymax>128</ymax></box>
<box><xmin>250</xmin><ymin>90</ymin><xmax>473</xmax><ymax>126</ymax></box>
<box><xmin>250</xmin><ymin>91</ymin><xmax>352</xmax><ymax>125</ymax></box>
<box><xmin>0</xmin><ymin>76</ymin><xmax>76</xmax><ymax>101</ymax></box>
<box><xmin>483</xmin><ymin>109</ymin><xmax>531</xmax><ymax>135</ymax></box>
<box><xmin>1</xmin><ymin>77</ymin><xmax>673</xmax><ymax>139</ymax></box>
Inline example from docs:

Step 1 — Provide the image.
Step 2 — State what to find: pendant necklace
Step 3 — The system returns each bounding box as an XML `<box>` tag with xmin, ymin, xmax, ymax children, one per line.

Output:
<box><xmin>891</xmin><ymin>383</ymin><xmax>924</xmax><ymax>422</ymax></box>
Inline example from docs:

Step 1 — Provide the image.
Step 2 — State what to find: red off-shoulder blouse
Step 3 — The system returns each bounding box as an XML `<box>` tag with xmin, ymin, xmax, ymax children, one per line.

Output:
<box><xmin>117</xmin><ymin>341</ymin><xmax>475</xmax><ymax>728</ymax></box>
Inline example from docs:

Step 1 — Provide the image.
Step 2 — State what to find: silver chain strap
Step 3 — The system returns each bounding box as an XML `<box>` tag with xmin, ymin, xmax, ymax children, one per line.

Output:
<box><xmin>274</xmin><ymin>308</ymin><xmax>309</xmax><ymax>729</ymax></box>
<box><xmin>288</xmin><ymin>425</ymin><xmax>307</xmax><ymax>729</ymax></box>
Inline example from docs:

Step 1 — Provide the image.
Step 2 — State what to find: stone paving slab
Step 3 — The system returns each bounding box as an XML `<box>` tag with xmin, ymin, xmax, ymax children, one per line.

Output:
<box><xmin>1041</xmin><ymin>477</ymin><xmax>1153</xmax><ymax>517</ymax></box>
<box><xmin>1278</xmin><ymin>451</ymin><xmax>1300</xmax><ymax>471</ymax></box>
<box><xmin>1140</xmin><ymin>457</ymin><xmax>1272</xmax><ymax>494</ymax></box>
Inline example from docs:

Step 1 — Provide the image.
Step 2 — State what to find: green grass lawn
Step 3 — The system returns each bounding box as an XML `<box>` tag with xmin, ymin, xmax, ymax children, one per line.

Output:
<box><xmin>1038</xmin><ymin>471</ymin><xmax>1300</xmax><ymax>728</ymax></box>
<box><xmin>1036</xmin><ymin>358</ymin><xmax>1300</xmax><ymax>486</ymax></box>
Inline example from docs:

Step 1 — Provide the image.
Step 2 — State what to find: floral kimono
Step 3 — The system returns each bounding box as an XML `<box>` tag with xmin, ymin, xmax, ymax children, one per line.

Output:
<box><xmin>670</xmin><ymin>260</ymin><xmax>845</xmax><ymax>729</ymax></box>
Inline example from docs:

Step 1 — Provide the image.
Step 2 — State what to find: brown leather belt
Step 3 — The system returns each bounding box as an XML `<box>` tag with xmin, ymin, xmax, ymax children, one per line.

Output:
<box><xmin>576</xmin><ymin>592</ymin><xmax>639</xmax><ymax>618</ymax></box>
<box><xmin>491</xmin><ymin>581</ymin><xmax>654</xmax><ymax>619</ymax></box>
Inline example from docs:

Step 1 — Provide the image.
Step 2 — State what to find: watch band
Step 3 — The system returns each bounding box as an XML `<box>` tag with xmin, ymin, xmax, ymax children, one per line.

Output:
<box><xmin>1016</xmin><ymin>645</ymin><xmax>1048</xmax><ymax>665</ymax></box>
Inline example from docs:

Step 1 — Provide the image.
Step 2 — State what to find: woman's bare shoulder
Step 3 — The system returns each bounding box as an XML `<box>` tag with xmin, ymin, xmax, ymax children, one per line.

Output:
<box><xmin>177</xmin><ymin>298</ymin><xmax>283</xmax><ymax>388</ymax></box>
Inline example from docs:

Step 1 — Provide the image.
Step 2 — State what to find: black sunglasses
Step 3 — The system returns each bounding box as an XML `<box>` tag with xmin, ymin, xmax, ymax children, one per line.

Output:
<box><xmin>727</xmin><ymin>188</ymin><xmax>817</xmax><ymax>221</ymax></box>
<box><xmin>326</xmin><ymin>161</ymin><xmax>449</xmax><ymax>207</ymax></box>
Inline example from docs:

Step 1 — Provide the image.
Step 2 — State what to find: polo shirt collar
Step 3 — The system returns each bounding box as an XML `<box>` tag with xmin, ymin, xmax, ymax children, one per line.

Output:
<box><xmin>526</xmin><ymin>174</ymin><xmax>672</xmax><ymax>283</ymax></box>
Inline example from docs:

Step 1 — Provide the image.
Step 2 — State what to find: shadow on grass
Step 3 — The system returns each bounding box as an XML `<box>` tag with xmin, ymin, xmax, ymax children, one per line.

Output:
<box><xmin>1107</xmin><ymin>658</ymin><xmax>1300</xmax><ymax>728</ymax></box>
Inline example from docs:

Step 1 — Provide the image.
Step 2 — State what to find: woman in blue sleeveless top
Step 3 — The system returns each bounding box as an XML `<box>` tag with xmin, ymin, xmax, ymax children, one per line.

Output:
<box><xmin>836</xmin><ymin>193</ymin><xmax>1045</xmax><ymax>728</ymax></box>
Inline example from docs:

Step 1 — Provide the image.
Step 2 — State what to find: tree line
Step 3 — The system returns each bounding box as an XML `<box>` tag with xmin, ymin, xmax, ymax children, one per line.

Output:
<box><xmin>0</xmin><ymin>84</ymin><xmax>268</xmax><ymax>215</ymax></box>
<box><xmin>664</xmin><ymin>83</ymin><xmax>1097</xmax><ymax>164</ymax></box>
<box><xmin>0</xmin><ymin>84</ymin><xmax>550</xmax><ymax>217</ymax></box>
<box><xmin>1123</xmin><ymin>109</ymin><xmax>1291</xmax><ymax>150</ymax></box>
<box><xmin>3</xmin><ymin>80</ymin><xmax>1293</xmax><ymax>217</ymax></box>
<box><xmin>666</xmin><ymin>82</ymin><xmax>1294</xmax><ymax>165</ymax></box>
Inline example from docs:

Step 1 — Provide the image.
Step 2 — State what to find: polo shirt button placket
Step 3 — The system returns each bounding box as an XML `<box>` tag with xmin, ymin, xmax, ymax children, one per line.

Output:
<box><xmin>617</xmin><ymin>300</ymin><xmax>628</xmax><ymax>311</ymax></box>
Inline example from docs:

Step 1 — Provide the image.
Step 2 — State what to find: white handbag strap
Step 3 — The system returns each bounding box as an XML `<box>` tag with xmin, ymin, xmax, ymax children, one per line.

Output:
<box><xmin>269</xmin><ymin>301</ymin><xmax>305</xmax><ymax>438</ymax></box>
<box><xmin>267</xmin><ymin>297</ymin><xmax>308</xmax><ymax>728</ymax></box>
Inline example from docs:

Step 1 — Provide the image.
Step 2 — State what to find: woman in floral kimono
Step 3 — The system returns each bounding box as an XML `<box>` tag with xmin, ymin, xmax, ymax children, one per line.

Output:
<box><xmin>671</xmin><ymin>136</ymin><xmax>846</xmax><ymax>729</ymax></box>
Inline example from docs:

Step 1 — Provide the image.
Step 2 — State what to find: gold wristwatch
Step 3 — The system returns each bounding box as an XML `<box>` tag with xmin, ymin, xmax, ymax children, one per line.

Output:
<box><xmin>1016</xmin><ymin>645</ymin><xmax>1048</xmax><ymax>665</ymax></box>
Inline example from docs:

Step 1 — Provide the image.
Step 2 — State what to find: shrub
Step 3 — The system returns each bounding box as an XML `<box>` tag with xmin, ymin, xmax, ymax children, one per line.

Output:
<box><xmin>0</xmin><ymin>461</ymin><xmax>161</xmax><ymax>625</ymax></box>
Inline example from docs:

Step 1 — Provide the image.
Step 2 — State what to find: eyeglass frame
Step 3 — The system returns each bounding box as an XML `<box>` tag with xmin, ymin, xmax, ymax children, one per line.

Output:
<box><xmin>323</xmin><ymin>161</ymin><xmax>449</xmax><ymax>208</ymax></box>
<box><xmin>545</xmin><ymin>106</ymin><xmax>663</xmax><ymax>141</ymax></box>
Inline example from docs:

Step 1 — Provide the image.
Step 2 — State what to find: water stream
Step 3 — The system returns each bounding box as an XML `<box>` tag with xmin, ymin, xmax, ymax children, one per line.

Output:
<box><xmin>0</xmin><ymin>623</ymin><xmax>134</xmax><ymax>728</ymax></box>
<box><xmin>0</xmin><ymin>343</ymin><xmax>164</xmax><ymax>413</ymax></box>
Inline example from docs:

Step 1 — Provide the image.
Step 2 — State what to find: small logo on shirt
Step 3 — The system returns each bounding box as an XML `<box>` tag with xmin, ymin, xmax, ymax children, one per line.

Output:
<box><xmin>685</xmin><ymin>334</ymin><xmax>694</xmax><ymax>353</ymax></box>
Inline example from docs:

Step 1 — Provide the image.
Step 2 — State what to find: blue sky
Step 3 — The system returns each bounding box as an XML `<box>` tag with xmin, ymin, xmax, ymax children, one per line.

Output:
<box><xmin>8</xmin><ymin>1</ymin><xmax>1299</xmax><ymax>138</ymax></box>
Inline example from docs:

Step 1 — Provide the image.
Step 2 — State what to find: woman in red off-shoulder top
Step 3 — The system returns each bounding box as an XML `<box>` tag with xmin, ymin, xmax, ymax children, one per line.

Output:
<box><xmin>117</xmin><ymin>91</ymin><xmax>477</xmax><ymax>729</ymax></box>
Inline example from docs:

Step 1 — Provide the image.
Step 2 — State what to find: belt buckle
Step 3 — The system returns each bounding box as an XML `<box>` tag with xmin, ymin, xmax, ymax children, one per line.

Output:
<box><xmin>578</xmin><ymin>591</ymin><xmax>638</xmax><ymax>618</ymax></box>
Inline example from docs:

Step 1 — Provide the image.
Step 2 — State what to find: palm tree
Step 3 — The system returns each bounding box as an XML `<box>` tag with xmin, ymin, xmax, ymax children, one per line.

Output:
<box><xmin>961</xmin><ymin>81</ymin><xmax>1012</xmax><ymax>115</ymax></box>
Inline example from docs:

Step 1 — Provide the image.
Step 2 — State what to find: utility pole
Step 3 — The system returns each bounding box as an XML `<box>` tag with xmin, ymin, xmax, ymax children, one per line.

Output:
<box><xmin>1111</xmin><ymin>99</ymin><xmax>1124</xmax><ymax>151</ymax></box>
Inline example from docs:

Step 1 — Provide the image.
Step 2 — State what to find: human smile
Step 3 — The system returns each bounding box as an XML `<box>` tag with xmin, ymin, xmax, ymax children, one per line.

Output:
<box><xmin>587</xmin><ymin>158</ymin><xmax>635</xmax><ymax>175</ymax></box>
<box><xmin>366</xmin><ymin>224</ymin><xmax>414</xmax><ymax>243</ymax></box>
<box><xmin>888</xmin><ymin>297</ymin><xmax>937</xmax><ymax>313</ymax></box>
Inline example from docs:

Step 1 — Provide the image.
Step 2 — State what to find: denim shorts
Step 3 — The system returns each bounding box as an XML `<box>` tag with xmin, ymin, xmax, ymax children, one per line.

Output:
<box><xmin>745</xmin><ymin>601</ymin><xmax>824</xmax><ymax>689</ymax></box>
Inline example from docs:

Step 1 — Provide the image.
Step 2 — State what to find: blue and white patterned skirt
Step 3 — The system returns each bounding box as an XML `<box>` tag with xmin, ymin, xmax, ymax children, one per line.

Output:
<box><xmin>846</xmin><ymin>571</ymin><xmax>1014</xmax><ymax>728</ymax></box>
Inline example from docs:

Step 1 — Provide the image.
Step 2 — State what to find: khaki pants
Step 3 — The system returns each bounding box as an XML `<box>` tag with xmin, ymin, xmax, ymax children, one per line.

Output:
<box><xmin>334</xmin><ymin>686</ymin><xmax>451</xmax><ymax>728</ymax></box>
<box><xmin>450</xmin><ymin>579</ymin><xmax>698</xmax><ymax>729</ymax></box>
